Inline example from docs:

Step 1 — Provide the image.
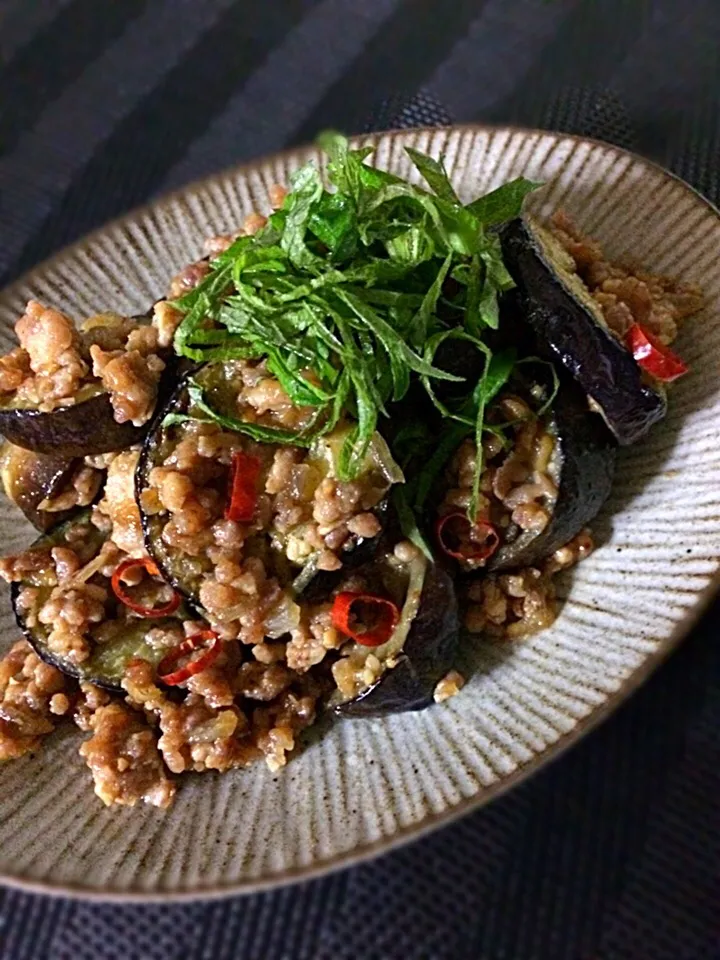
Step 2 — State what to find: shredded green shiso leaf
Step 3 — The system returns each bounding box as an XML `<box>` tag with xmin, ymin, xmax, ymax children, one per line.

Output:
<box><xmin>171</xmin><ymin>132</ymin><xmax>541</xmax><ymax>534</ymax></box>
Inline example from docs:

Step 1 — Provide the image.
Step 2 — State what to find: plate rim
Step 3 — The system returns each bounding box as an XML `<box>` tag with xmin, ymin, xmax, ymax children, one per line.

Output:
<box><xmin>1</xmin><ymin>122</ymin><xmax>719</xmax><ymax>901</ymax></box>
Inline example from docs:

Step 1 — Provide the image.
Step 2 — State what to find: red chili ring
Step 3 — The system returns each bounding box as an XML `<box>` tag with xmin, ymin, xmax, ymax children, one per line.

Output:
<box><xmin>436</xmin><ymin>512</ymin><xmax>500</xmax><ymax>564</ymax></box>
<box><xmin>111</xmin><ymin>557</ymin><xmax>181</xmax><ymax>618</ymax></box>
<box><xmin>626</xmin><ymin>322</ymin><xmax>688</xmax><ymax>382</ymax></box>
<box><xmin>331</xmin><ymin>591</ymin><xmax>400</xmax><ymax>647</ymax></box>
<box><xmin>157</xmin><ymin>630</ymin><xmax>222</xmax><ymax>686</ymax></box>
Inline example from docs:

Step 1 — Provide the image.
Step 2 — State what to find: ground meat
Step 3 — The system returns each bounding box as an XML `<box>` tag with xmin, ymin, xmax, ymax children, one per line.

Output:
<box><xmin>549</xmin><ymin>211</ymin><xmax>703</xmax><ymax>345</ymax></box>
<box><xmin>122</xmin><ymin>650</ymin><xmax>320</xmax><ymax>776</ymax></box>
<box><xmin>592</xmin><ymin>291</ymin><xmax>636</xmax><ymax>338</ymax></box>
<box><xmin>331</xmin><ymin>651</ymin><xmax>386</xmax><ymax>701</ymax></box>
<box><xmin>438</xmin><ymin>404</ymin><xmax>558</xmax><ymax>570</ymax></box>
<box><xmin>322</xmin><ymin>523</ymin><xmax>349</xmax><ymax>553</ymax></box>
<box><xmin>125</xmin><ymin>324</ymin><xmax>160</xmax><ymax>356</ymax></box>
<box><xmin>243</xmin><ymin>212</ymin><xmax>267</xmax><ymax>235</ymax></box>
<box><xmin>0</xmin><ymin>347</ymin><xmax>31</xmax><ymax>393</ymax></box>
<box><xmin>346</xmin><ymin>512</ymin><xmax>382</xmax><ymax>539</ymax></box>
<box><xmin>90</xmin><ymin>539</ymin><xmax>124</xmax><ymax>580</ymax></box>
<box><xmin>155</xmin><ymin>467</ymin><xmax>196</xmax><ymax>512</ymax></box>
<box><xmin>16</xmin><ymin>301</ymin><xmax>77</xmax><ymax>373</ymax></box>
<box><xmin>265</xmin><ymin>447</ymin><xmax>305</xmax><ymax>496</ymax></box>
<box><xmin>251</xmin><ymin>641</ymin><xmax>288</xmax><ymax>664</ymax></box>
<box><xmin>79</xmin><ymin>312</ymin><xmax>139</xmax><ymax>347</ymax></box>
<box><xmin>240</xmin><ymin>370</ymin><xmax>316</xmax><ymax>432</ymax></box>
<box><xmin>36</xmin><ymin>581</ymin><xmax>108</xmax><ymax>664</ymax></box>
<box><xmin>0</xmin><ymin>546</ymin><xmax>53</xmax><ymax>583</ymax></box>
<box><xmin>90</xmin><ymin>344</ymin><xmax>164</xmax><ymax>426</ymax></box>
<box><xmin>548</xmin><ymin>211</ymin><xmax>604</xmax><ymax>270</ymax></box>
<box><xmin>313</xmin><ymin>478</ymin><xmax>364</xmax><ymax>529</ymax></box>
<box><xmin>50</xmin><ymin>692</ymin><xmax>71</xmax><ymax>715</ymax></box>
<box><xmin>151</xmin><ymin>300</ymin><xmax>184</xmax><ymax>349</ymax></box>
<box><xmin>197</xmin><ymin>557</ymin><xmax>281</xmax><ymax>644</ymax></box>
<box><xmin>4</xmin><ymin>525</ymin><xmax>117</xmax><ymax>671</ymax></box>
<box><xmin>243</xmin><ymin>378</ymin><xmax>291</xmax><ymax>417</ymax></box>
<box><xmin>316</xmin><ymin>549</ymin><xmax>342</xmax><ymax>572</ymax></box>
<box><xmin>393</xmin><ymin>540</ymin><xmax>421</xmax><ymax>563</ymax></box>
<box><xmin>0</xmin><ymin>301</ymin><xmax>167</xmax><ymax>422</ymax></box>
<box><xmin>186</xmin><ymin>662</ymin><xmax>237</xmax><ymax>709</ymax></box>
<box><xmin>238</xmin><ymin>360</ymin><xmax>326</xmax><ymax>429</ymax></box>
<box><xmin>433</xmin><ymin>670</ymin><xmax>465</xmax><ymax>703</ymax></box>
<box><xmin>510</xmin><ymin>500</ymin><xmax>553</xmax><ymax>533</ymax></box>
<box><xmin>74</xmin><ymin>682</ymin><xmax>111</xmax><ymax>732</ymax></box>
<box><xmin>285</xmin><ymin>604</ymin><xmax>338</xmax><ymax>672</ymax></box>
<box><xmin>121</xmin><ymin>659</ymin><xmax>168</xmax><ymax>713</ymax></box>
<box><xmin>39</xmin><ymin>463</ymin><xmax>104</xmax><ymax>513</ymax></box>
<box><xmin>93</xmin><ymin>448</ymin><xmax>145</xmax><ymax>557</ymax></box>
<box><xmin>268</xmin><ymin>184</ymin><xmax>288</xmax><ymax>209</ymax></box>
<box><xmin>543</xmin><ymin>528</ymin><xmax>594</xmax><ymax>576</ymax></box>
<box><xmin>157</xmin><ymin>695</ymin><xmax>257</xmax><ymax>774</ymax></box>
<box><xmin>167</xmin><ymin>260</ymin><xmax>210</xmax><ymax>300</ymax></box>
<box><xmin>0</xmin><ymin>639</ymin><xmax>71</xmax><ymax>761</ymax></box>
<box><xmin>203</xmin><ymin>234</ymin><xmax>235</xmax><ymax>257</ymax></box>
<box><xmin>198</xmin><ymin>194</ymin><xmax>281</xmax><ymax>261</ymax></box>
<box><xmin>50</xmin><ymin>546</ymin><xmax>81</xmax><ymax>582</ymax></box>
<box><xmin>84</xmin><ymin>452</ymin><xmax>118</xmax><ymax>470</ymax></box>
<box><xmin>180</xmin><ymin>640</ymin><xmax>241</xmax><ymax>709</ymax></box>
<box><xmin>144</xmin><ymin>368</ymin><xmax>389</xmax><ymax>643</ymax></box>
<box><xmin>465</xmin><ymin>567</ymin><xmax>557</xmax><ymax>639</ymax></box>
<box><xmin>10</xmin><ymin>301</ymin><xmax>88</xmax><ymax>410</ymax></box>
<box><xmin>236</xmin><ymin>662</ymin><xmax>294</xmax><ymax>701</ymax></box>
<box><xmin>79</xmin><ymin>701</ymin><xmax>175</xmax><ymax>808</ymax></box>
<box><xmin>252</xmin><ymin>686</ymin><xmax>317</xmax><ymax>772</ymax></box>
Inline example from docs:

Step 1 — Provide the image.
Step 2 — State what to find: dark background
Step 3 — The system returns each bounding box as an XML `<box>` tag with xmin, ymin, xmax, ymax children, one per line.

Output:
<box><xmin>0</xmin><ymin>1</ymin><xmax>718</xmax><ymax>958</ymax></box>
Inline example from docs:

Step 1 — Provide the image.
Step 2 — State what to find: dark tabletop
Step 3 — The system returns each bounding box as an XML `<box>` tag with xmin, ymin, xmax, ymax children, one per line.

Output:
<box><xmin>0</xmin><ymin>1</ymin><xmax>718</xmax><ymax>958</ymax></box>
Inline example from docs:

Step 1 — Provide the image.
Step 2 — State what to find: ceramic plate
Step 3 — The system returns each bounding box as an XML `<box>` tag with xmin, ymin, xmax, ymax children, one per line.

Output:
<box><xmin>1</xmin><ymin>126</ymin><xmax>719</xmax><ymax>900</ymax></box>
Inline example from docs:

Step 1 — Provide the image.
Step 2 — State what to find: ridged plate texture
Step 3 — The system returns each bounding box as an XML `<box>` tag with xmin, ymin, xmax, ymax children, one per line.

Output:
<box><xmin>1</xmin><ymin>126</ymin><xmax>719</xmax><ymax>900</ymax></box>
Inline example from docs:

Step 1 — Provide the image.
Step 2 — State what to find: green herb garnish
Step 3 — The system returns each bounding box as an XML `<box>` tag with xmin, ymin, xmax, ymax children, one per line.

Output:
<box><xmin>171</xmin><ymin>132</ymin><xmax>541</xmax><ymax>528</ymax></box>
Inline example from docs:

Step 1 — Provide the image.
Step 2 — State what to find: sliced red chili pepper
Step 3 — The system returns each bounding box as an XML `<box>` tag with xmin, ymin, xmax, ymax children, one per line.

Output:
<box><xmin>111</xmin><ymin>557</ymin><xmax>181</xmax><ymax>618</ymax></box>
<box><xmin>157</xmin><ymin>630</ymin><xmax>222</xmax><ymax>686</ymax></box>
<box><xmin>436</xmin><ymin>512</ymin><xmax>500</xmax><ymax>564</ymax></box>
<box><xmin>331</xmin><ymin>592</ymin><xmax>400</xmax><ymax>648</ymax></box>
<box><xmin>626</xmin><ymin>322</ymin><xmax>688</xmax><ymax>382</ymax></box>
<box><xmin>225</xmin><ymin>451</ymin><xmax>262</xmax><ymax>523</ymax></box>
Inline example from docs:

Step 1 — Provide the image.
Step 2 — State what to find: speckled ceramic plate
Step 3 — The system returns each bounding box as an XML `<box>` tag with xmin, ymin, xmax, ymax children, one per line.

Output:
<box><xmin>1</xmin><ymin>126</ymin><xmax>719</xmax><ymax>901</ymax></box>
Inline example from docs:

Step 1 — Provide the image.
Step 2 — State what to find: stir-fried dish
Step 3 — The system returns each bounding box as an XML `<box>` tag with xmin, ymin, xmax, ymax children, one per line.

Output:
<box><xmin>0</xmin><ymin>134</ymin><xmax>702</xmax><ymax>808</ymax></box>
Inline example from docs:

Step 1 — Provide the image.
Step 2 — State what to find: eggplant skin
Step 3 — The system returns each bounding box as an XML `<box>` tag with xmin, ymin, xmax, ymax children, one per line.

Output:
<box><xmin>0</xmin><ymin>353</ymin><xmax>187</xmax><ymax>458</ymax></box>
<box><xmin>490</xmin><ymin>378</ymin><xmax>616</xmax><ymax>572</ymax></box>
<box><xmin>0</xmin><ymin>442</ymin><xmax>77</xmax><ymax>531</ymax></box>
<box><xmin>9</xmin><ymin>513</ymin><xmax>107</xmax><ymax>684</ymax></box>
<box><xmin>12</xmin><ymin>571</ymin><xmax>170</xmax><ymax>691</ymax></box>
<box><xmin>0</xmin><ymin>391</ymin><xmax>144</xmax><ymax>457</ymax></box>
<box><xmin>136</xmin><ymin>377</ymin><xmax>186</xmax><ymax>601</ymax></box>
<box><xmin>298</xmin><ymin>497</ymin><xmax>391</xmax><ymax>605</ymax></box>
<box><xmin>10</xmin><ymin>512</ymin><xmax>168</xmax><ymax>691</ymax></box>
<box><xmin>333</xmin><ymin>563</ymin><xmax>459</xmax><ymax>718</ymax></box>
<box><xmin>500</xmin><ymin>217</ymin><xmax>667</xmax><ymax>445</ymax></box>
<box><xmin>137</xmin><ymin>366</ymin><xmax>391</xmax><ymax>608</ymax></box>
<box><xmin>11</xmin><ymin>580</ymin><xmax>104</xmax><ymax>686</ymax></box>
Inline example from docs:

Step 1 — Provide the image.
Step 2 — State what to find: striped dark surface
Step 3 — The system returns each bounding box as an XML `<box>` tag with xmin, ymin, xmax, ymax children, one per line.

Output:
<box><xmin>0</xmin><ymin>1</ymin><xmax>718</xmax><ymax>958</ymax></box>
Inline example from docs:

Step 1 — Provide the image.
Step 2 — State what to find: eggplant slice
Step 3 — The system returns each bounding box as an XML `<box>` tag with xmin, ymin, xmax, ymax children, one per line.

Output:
<box><xmin>0</xmin><ymin>442</ymin><xmax>77</xmax><ymax>531</ymax></box>
<box><xmin>500</xmin><ymin>217</ymin><xmax>667</xmax><ymax>445</ymax></box>
<box><xmin>0</xmin><ymin>387</ymin><xmax>146</xmax><ymax>457</ymax></box>
<box><xmin>136</xmin><ymin>363</ymin><xmax>397</xmax><ymax>611</ymax></box>
<box><xmin>11</xmin><ymin>512</ymin><xmax>179</xmax><ymax>690</ymax></box>
<box><xmin>431</xmin><ymin>371</ymin><xmax>616</xmax><ymax>573</ymax></box>
<box><xmin>0</xmin><ymin>311</ymin><xmax>181</xmax><ymax>457</ymax></box>
<box><xmin>332</xmin><ymin>555</ymin><xmax>459</xmax><ymax>718</ymax></box>
<box><xmin>489</xmin><ymin>378</ymin><xmax>616</xmax><ymax>571</ymax></box>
